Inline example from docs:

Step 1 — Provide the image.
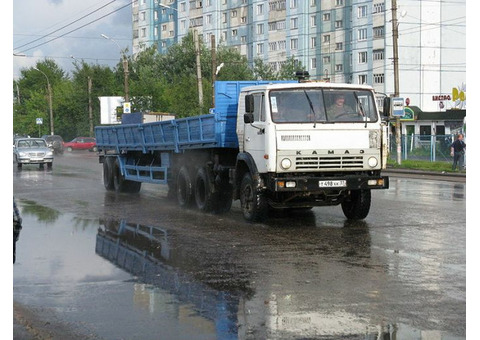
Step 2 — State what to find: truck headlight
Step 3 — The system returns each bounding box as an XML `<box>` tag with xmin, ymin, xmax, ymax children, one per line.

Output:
<box><xmin>368</xmin><ymin>156</ymin><xmax>378</xmax><ymax>168</ymax></box>
<box><xmin>280</xmin><ymin>158</ymin><xmax>292</xmax><ymax>170</ymax></box>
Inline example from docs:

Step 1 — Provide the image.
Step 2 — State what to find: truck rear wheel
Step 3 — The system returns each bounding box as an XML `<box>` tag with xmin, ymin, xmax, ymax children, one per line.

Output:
<box><xmin>177</xmin><ymin>166</ymin><xmax>194</xmax><ymax>207</ymax></box>
<box><xmin>113</xmin><ymin>159</ymin><xmax>141</xmax><ymax>193</ymax></box>
<box><xmin>103</xmin><ymin>157</ymin><xmax>115</xmax><ymax>191</ymax></box>
<box><xmin>341</xmin><ymin>189</ymin><xmax>371</xmax><ymax>220</ymax></box>
<box><xmin>194</xmin><ymin>167</ymin><xmax>215</xmax><ymax>212</ymax></box>
<box><xmin>240</xmin><ymin>172</ymin><xmax>268</xmax><ymax>222</ymax></box>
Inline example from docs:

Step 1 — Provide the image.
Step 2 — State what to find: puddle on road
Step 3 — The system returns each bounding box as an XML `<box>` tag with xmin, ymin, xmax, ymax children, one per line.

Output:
<box><xmin>13</xmin><ymin>200</ymin><xmax>465</xmax><ymax>339</ymax></box>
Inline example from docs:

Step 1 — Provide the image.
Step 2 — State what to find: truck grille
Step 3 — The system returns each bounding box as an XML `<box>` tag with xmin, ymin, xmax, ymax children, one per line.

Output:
<box><xmin>295</xmin><ymin>155</ymin><xmax>364</xmax><ymax>170</ymax></box>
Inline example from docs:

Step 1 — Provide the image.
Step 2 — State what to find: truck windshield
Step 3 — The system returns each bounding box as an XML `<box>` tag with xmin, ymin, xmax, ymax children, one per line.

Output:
<box><xmin>269</xmin><ymin>89</ymin><xmax>378</xmax><ymax>123</ymax></box>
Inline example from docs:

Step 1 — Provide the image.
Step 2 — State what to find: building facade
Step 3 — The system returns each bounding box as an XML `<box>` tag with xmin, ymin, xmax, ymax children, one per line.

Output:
<box><xmin>132</xmin><ymin>0</ymin><xmax>466</xmax><ymax>112</ymax></box>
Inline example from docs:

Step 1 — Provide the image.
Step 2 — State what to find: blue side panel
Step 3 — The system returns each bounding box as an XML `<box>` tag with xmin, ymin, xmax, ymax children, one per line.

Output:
<box><xmin>95</xmin><ymin>80</ymin><xmax>296</xmax><ymax>153</ymax></box>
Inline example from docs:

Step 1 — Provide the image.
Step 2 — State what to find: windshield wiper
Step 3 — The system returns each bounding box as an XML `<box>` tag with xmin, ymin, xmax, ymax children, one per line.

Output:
<box><xmin>354</xmin><ymin>92</ymin><xmax>368</xmax><ymax>128</ymax></box>
<box><xmin>303</xmin><ymin>90</ymin><xmax>318</xmax><ymax>128</ymax></box>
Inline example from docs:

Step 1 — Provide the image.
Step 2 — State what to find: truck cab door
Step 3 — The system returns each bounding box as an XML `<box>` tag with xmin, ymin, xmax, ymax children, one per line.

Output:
<box><xmin>243</xmin><ymin>93</ymin><xmax>267</xmax><ymax>173</ymax></box>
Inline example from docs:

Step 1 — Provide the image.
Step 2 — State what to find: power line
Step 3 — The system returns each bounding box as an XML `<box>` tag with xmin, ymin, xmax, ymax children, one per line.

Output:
<box><xmin>14</xmin><ymin>0</ymin><xmax>117</xmax><ymax>51</ymax></box>
<box><xmin>16</xmin><ymin>1</ymin><xmax>131</xmax><ymax>54</ymax></box>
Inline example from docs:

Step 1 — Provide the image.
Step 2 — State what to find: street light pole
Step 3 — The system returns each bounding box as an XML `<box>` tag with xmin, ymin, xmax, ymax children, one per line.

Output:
<box><xmin>391</xmin><ymin>0</ymin><xmax>402</xmax><ymax>164</ymax></box>
<box><xmin>101</xmin><ymin>34</ymin><xmax>129</xmax><ymax>102</ymax></box>
<box><xmin>34</xmin><ymin>67</ymin><xmax>54</xmax><ymax>135</ymax></box>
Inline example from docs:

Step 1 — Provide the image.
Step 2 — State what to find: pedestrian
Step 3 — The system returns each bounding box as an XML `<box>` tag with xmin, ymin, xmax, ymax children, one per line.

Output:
<box><xmin>450</xmin><ymin>133</ymin><xmax>466</xmax><ymax>171</ymax></box>
<box><xmin>13</xmin><ymin>197</ymin><xmax>22</xmax><ymax>264</ymax></box>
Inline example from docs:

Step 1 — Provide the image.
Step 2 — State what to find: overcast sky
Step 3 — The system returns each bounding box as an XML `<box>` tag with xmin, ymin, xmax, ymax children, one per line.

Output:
<box><xmin>12</xmin><ymin>0</ymin><xmax>132</xmax><ymax>79</ymax></box>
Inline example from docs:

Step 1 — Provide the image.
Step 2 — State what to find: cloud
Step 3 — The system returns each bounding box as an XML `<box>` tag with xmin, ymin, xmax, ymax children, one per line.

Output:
<box><xmin>13</xmin><ymin>0</ymin><xmax>132</xmax><ymax>78</ymax></box>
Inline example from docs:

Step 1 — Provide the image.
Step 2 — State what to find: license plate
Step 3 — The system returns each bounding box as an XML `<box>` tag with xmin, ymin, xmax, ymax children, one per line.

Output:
<box><xmin>318</xmin><ymin>180</ymin><xmax>346</xmax><ymax>188</ymax></box>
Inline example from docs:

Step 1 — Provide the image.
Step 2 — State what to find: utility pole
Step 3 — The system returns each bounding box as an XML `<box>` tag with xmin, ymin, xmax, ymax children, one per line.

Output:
<box><xmin>194</xmin><ymin>30</ymin><xmax>203</xmax><ymax>113</ymax></box>
<box><xmin>211</xmin><ymin>34</ymin><xmax>216</xmax><ymax>108</ymax></box>
<box><xmin>392</xmin><ymin>0</ymin><xmax>402</xmax><ymax>164</ymax></box>
<box><xmin>88</xmin><ymin>77</ymin><xmax>93</xmax><ymax>137</ymax></box>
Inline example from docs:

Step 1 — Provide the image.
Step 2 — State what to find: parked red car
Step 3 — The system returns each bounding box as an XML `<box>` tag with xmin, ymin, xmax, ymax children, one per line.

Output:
<box><xmin>63</xmin><ymin>137</ymin><xmax>97</xmax><ymax>152</ymax></box>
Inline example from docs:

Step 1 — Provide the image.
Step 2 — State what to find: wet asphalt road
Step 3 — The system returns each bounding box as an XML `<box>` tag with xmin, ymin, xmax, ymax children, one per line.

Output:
<box><xmin>12</xmin><ymin>152</ymin><xmax>466</xmax><ymax>339</ymax></box>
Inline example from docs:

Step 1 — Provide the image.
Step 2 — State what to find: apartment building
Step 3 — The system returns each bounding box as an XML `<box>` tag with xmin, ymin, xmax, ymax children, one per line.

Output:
<box><xmin>132</xmin><ymin>0</ymin><xmax>466</xmax><ymax>112</ymax></box>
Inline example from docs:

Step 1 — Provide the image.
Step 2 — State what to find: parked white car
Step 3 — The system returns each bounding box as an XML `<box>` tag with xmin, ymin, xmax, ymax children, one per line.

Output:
<box><xmin>13</xmin><ymin>138</ymin><xmax>54</xmax><ymax>169</ymax></box>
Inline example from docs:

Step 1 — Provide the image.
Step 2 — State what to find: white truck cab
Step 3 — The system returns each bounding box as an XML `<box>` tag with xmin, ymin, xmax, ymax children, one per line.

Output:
<box><xmin>235</xmin><ymin>82</ymin><xmax>389</xmax><ymax>221</ymax></box>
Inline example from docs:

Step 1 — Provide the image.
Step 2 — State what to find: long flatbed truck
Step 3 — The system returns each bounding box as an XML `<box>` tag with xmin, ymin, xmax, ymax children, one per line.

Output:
<box><xmin>95</xmin><ymin>80</ymin><xmax>389</xmax><ymax>222</ymax></box>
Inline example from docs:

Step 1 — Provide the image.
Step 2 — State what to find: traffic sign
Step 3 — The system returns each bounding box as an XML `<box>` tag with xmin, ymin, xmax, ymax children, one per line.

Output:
<box><xmin>36</xmin><ymin>118</ymin><xmax>43</xmax><ymax>125</ymax></box>
<box><xmin>123</xmin><ymin>102</ymin><xmax>131</xmax><ymax>114</ymax></box>
<box><xmin>391</xmin><ymin>97</ymin><xmax>405</xmax><ymax>117</ymax></box>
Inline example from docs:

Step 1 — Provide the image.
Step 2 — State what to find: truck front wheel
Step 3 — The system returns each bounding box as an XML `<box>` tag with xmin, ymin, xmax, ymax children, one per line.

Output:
<box><xmin>341</xmin><ymin>189</ymin><xmax>371</xmax><ymax>220</ymax></box>
<box><xmin>240</xmin><ymin>172</ymin><xmax>268</xmax><ymax>222</ymax></box>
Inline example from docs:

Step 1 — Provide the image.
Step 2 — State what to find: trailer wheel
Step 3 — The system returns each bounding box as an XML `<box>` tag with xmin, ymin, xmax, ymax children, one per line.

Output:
<box><xmin>113</xmin><ymin>159</ymin><xmax>141</xmax><ymax>193</ymax></box>
<box><xmin>176</xmin><ymin>166</ymin><xmax>193</xmax><ymax>207</ymax></box>
<box><xmin>341</xmin><ymin>189</ymin><xmax>371</xmax><ymax>220</ymax></box>
<box><xmin>103</xmin><ymin>157</ymin><xmax>115</xmax><ymax>191</ymax></box>
<box><xmin>240</xmin><ymin>172</ymin><xmax>268</xmax><ymax>222</ymax></box>
<box><xmin>194</xmin><ymin>167</ymin><xmax>214</xmax><ymax>212</ymax></box>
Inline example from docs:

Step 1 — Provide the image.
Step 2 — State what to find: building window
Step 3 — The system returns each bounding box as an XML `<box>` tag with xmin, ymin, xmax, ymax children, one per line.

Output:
<box><xmin>231</xmin><ymin>10</ymin><xmax>237</xmax><ymax>17</ymax></box>
<box><xmin>373</xmin><ymin>73</ymin><xmax>384</xmax><ymax>84</ymax></box>
<box><xmin>257</xmin><ymin>43</ymin><xmax>264</xmax><ymax>55</ymax></box>
<box><xmin>232</xmin><ymin>29</ymin><xmax>237</xmax><ymax>37</ymax></box>
<box><xmin>290</xmin><ymin>38</ymin><xmax>298</xmax><ymax>50</ymax></box>
<box><xmin>290</xmin><ymin>0</ymin><xmax>297</xmax><ymax>8</ymax></box>
<box><xmin>291</xmin><ymin>17</ymin><xmax>298</xmax><ymax>29</ymax></box>
<box><xmin>323</xmin><ymin>13</ymin><xmax>330</xmax><ymax>21</ymax></box>
<box><xmin>222</xmin><ymin>12</ymin><xmax>227</xmax><ymax>23</ymax></box>
<box><xmin>373</xmin><ymin>49</ymin><xmax>384</xmax><ymax>60</ymax></box>
<box><xmin>241</xmin><ymin>16</ymin><xmax>247</xmax><ymax>23</ymax></box>
<box><xmin>257</xmin><ymin>23</ymin><xmax>264</xmax><ymax>35</ymax></box>
<box><xmin>257</xmin><ymin>4</ymin><xmax>264</xmax><ymax>15</ymax></box>
<box><xmin>358</xmin><ymin>74</ymin><xmax>367</xmax><ymax>84</ymax></box>
<box><xmin>373</xmin><ymin>3</ymin><xmax>385</xmax><ymax>13</ymax></box>
<box><xmin>311</xmin><ymin>37</ymin><xmax>317</xmax><ymax>48</ymax></box>
<box><xmin>358</xmin><ymin>5</ymin><xmax>367</xmax><ymax>18</ymax></box>
<box><xmin>335</xmin><ymin>63</ymin><xmax>343</xmax><ymax>72</ymax></box>
<box><xmin>323</xmin><ymin>35</ymin><xmax>330</xmax><ymax>44</ymax></box>
<box><xmin>311</xmin><ymin>57</ymin><xmax>317</xmax><ymax>69</ymax></box>
<box><xmin>335</xmin><ymin>20</ymin><xmax>343</xmax><ymax>29</ymax></box>
<box><xmin>335</xmin><ymin>42</ymin><xmax>343</xmax><ymax>50</ymax></box>
<box><xmin>311</xmin><ymin>15</ymin><xmax>317</xmax><ymax>27</ymax></box>
<box><xmin>358</xmin><ymin>51</ymin><xmax>367</xmax><ymax>64</ymax></box>
<box><xmin>358</xmin><ymin>28</ymin><xmax>367</xmax><ymax>41</ymax></box>
<box><xmin>335</xmin><ymin>0</ymin><xmax>344</xmax><ymax>6</ymax></box>
<box><xmin>373</xmin><ymin>26</ymin><xmax>384</xmax><ymax>39</ymax></box>
<box><xmin>323</xmin><ymin>56</ymin><xmax>331</xmax><ymax>64</ymax></box>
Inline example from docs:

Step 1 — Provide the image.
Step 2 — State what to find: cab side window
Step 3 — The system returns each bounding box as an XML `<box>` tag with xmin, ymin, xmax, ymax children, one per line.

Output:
<box><xmin>252</xmin><ymin>94</ymin><xmax>265</xmax><ymax>122</ymax></box>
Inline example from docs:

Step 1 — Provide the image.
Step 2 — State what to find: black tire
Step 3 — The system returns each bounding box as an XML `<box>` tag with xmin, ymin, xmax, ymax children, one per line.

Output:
<box><xmin>341</xmin><ymin>189</ymin><xmax>371</xmax><ymax>220</ymax></box>
<box><xmin>176</xmin><ymin>166</ymin><xmax>194</xmax><ymax>207</ymax></box>
<box><xmin>113</xmin><ymin>159</ymin><xmax>141</xmax><ymax>193</ymax></box>
<box><xmin>47</xmin><ymin>163</ymin><xmax>53</xmax><ymax>170</ymax></box>
<box><xmin>240</xmin><ymin>172</ymin><xmax>268</xmax><ymax>222</ymax></box>
<box><xmin>103</xmin><ymin>157</ymin><xmax>115</xmax><ymax>191</ymax></box>
<box><xmin>194</xmin><ymin>167</ymin><xmax>214</xmax><ymax>212</ymax></box>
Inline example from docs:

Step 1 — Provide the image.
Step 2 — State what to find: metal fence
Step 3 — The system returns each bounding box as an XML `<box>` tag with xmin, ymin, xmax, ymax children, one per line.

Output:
<box><xmin>389</xmin><ymin>134</ymin><xmax>462</xmax><ymax>163</ymax></box>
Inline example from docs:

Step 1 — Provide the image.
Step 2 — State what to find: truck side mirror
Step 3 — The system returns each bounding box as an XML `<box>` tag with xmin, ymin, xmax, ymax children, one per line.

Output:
<box><xmin>382</xmin><ymin>97</ymin><xmax>391</xmax><ymax>117</ymax></box>
<box><xmin>244</xmin><ymin>113</ymin><xmax>254</xmax><ymax>124</ymax></box>
<box><xmin>245</xmin><ymin>94</ymin><xmax>254</xmax><ymax>113</ymax></box>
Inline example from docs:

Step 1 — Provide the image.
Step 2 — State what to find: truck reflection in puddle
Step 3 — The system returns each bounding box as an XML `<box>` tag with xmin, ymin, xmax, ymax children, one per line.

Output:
<box><xmin>96</xmin><ymin>219</ymin><xmax>251</xmax><ymax>339</ymax></box>
<box><xmin>95</xmin><ymin>219</ymin><xmax>455</xmax><ymax>340</ymax></box>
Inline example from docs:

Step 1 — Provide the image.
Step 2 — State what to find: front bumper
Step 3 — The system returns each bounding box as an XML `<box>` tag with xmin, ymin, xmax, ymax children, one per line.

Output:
<box><xmin>17</xmin><ymin>157</ymin><xmax>53</xmax><ymax>164</ymax></box>
<box><xmin>267</xmin><ymin>174</ymin><xmax>389</xmax><ymax>192</ymax></box>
